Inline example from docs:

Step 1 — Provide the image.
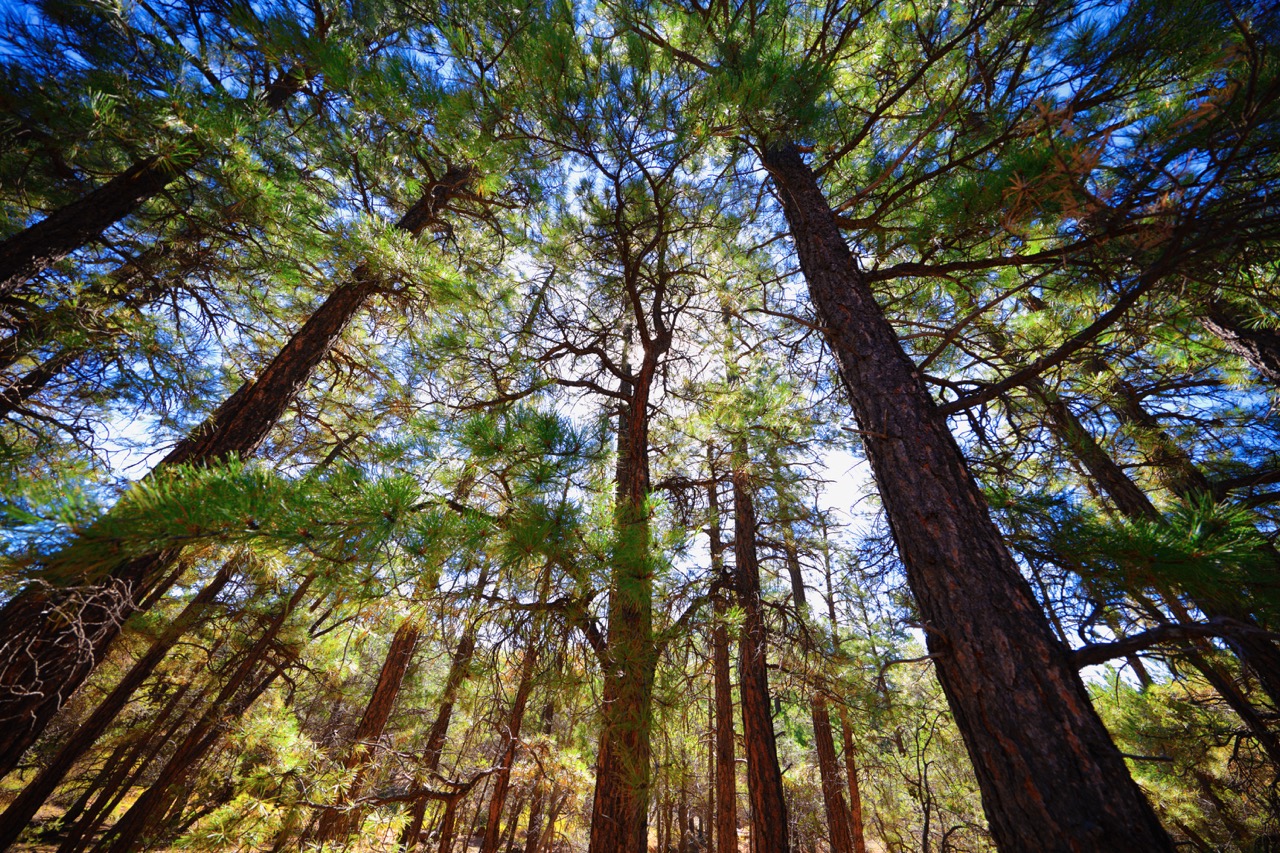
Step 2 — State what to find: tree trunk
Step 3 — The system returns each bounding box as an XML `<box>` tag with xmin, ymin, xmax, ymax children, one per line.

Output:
<box><xmin>708</xmin><ymin>479</ymin><xmax>738</xmax><ymax>853</ymax></box>
<box><xmin>837</xmin><ymin>707</ymin><xmax>868</xmax><ymax>853</ymax></box>
<box><xmin>760</xmin><ymin>141</ymin><xmax>1172</xmax><ymax>853</ymax></box>
<box><xmin>1199</xmin><ymin>298</ymin><xmax>1280</xmax><ymax>384</ymax></box>
<box><xmin>0</xmin><ymin>156</ymin><xmax>192</xmax><ymax>297</ymax></box>
<box><xmin>589</xmin><ymin>352</ymin><xmax>660</xmax><ymax>853</ymax></box>
<box><xmin>1105</xmin><ymin>379</ymin><xmax>1280</xmax><ymax>706</ymax></box>
<box><xmin>0</xmin><ymin>71</ymin><xmax>305</xmax><ymax>297</ymax></box>
<box><xmin>779</xmin><ymin>511</ymin><xmax>852</xmax><ymax>853</ymax></box>
<box><xmin>0</xmin><ymin>346</ymin><xmax>79</xmax><ymax>419</ymax></box>
<box><xmin>314</xmin><ymin>617</ymin><xmax>423</xmax><ymax>844</ymax></box>
<box><xmin>480</xmin><ymin>566</ymin><xmax>549</xmax><ymax>853</ymax></box>
<box><xmin>94</xmin><ymin>576</ymin><xmax>315</xmax><ymax>853</ymax></box>
<box><xmin>0</xmin><ymin>556</ymin><xmax>239</xmax><ymax>849</ymax></box>
<box><xmin>0</xmin><ymin>166</ymin><xmax>475</xmax><ymax>777</ymax></box>
<box><xmin>400</xmin><ymin>563</ymin><xmax>492</xmax><ymax>852</ymax></box>
<box><xmin>522</xmin><ymin>699</ymin><xmax>556</xmax><ymax>853</ymax></box>
<box><xmin>732</xmin><ymin>465</ymin><xmax>788</xmax><ymax>853</ymax></box>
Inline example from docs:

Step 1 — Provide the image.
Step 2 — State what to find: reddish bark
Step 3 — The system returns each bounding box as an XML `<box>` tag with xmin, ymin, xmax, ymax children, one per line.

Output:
<box><xmin>0</xmin><ymin>557</ymin><xmax>238</xmax><ymax>849</ymax></box>
<box><xmin>0</xmin><ymin>166</ymin><xmax>475</xmax><ymax>777</ymax></box>
<box><xmin>315</xmin><ymin>618</ymin><xmax>423</xmax><ymax>843</ymax></box>
<box><xmin>761</xmin><ymin>142</ymin><xmax>1171</xmax><ymax>852</ymax></box>
<box><xmin>0</xmin><ymin>71</ymin><xmax>304</xmax><ymax>297</ymax></box>
<box><xmin>732</xmin><ymin>466</ymin><xmax>788</xmax><ymax>853</ymax></box>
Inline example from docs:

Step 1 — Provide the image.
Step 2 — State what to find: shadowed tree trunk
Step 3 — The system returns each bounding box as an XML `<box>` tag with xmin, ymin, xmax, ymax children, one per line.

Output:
<box><xmin>0</xmin><ymin>556</ymin><xmax>240</xmax><ymax>849</ymax></box>
<box><xmin>732</xmin><ymin>464</ymin><xmax>788</xmax><ymax>853</ymax></box>
<box><xmin>0</xmin><ymin>71</ymin><xmax>304</xmax><ymax>297</ymax></box>
<box><xmin>522</xmin><ymin>698</ymin><xmax>556</xmax><ymax>853</ymax></box>
<box><xmin>479</xmin><ymin>564</ymin><xmax>552</xmax><ymax>853</ymax></box>
<box><xmin>760</xmin><ymin>141</ymin><xmax>1172</xmax><ymax>853</ymax></box>
<box><xmin>1199</xmin><ymin>298</ymin><xmax>1280</xmax><ymax>384</ymax></box>
<box><xmin>95</xmin><ymin>575</ymin><xmax>316</xmax><ymax>853</ymax></box>
<box><xmin>1105</xmin><ymin>378</ymin><xmax>1280</xmax><ymax>706</ymax></box>
<box><xmin>779</xmin><ymin>510</ymin><xmax>852</xmax><ymax>853</ymax></box>
<box><xmin>709</xmin><ymin>479</ymin><xmax>738</xmax><ymax>853</ymax></box>
<box><xmin>399</xmin><ymin>562</ymin><xmax>492</xmax><ymax>852</ymax></box>
<box><xmin>0</xmin><ymin>165</ymin><xmax>475</xmax><ymax>777</ymax></box>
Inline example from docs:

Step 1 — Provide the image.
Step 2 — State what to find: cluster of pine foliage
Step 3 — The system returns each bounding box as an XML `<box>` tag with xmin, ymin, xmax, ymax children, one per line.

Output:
<box><xmin>1</xmin><ymin>0</ymin><xmax>1280</xmax><ymax>851</ymax></box>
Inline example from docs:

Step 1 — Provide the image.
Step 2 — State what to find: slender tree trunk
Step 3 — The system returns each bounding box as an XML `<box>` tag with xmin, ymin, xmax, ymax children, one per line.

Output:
<box><xmin>94</xmin><ymin>577</ymin><xmax>315</xmax><ymax>853</ymax></box>
<box><xmin>837</xmin><ymin>708</ymin><xmax>868</xmax><ymax>853</ymax></box>
<box><xmin>732</xmin><ymin>465</ymin><xmax>788</xmax><ymax>853</ymax></box>
<box><xmin>314</xmin><ymin>617</ymin><xmax>423</xmax><ymax>843</ymax></box>
<box><xmin>779</xmin><ymin>512</ymin><xmax>852</xmax><ymax>853</ymax></box>
<box><xmin>400</xmin><ymin>563</ymin><xmax>491</xmax><ymax>852</ymax></box>
<box><xmin>761</xmin><ymin>142</ymin><xmax>1172</xmax><ymax>852</ymax></box>
<box><xmin>480</xmin><ymin>567</ymin><xmax>549</xmax><ymax>853</ymax></box>
<box><xmin>0</xmin><ymin>155</ymin><xmax>192</xmax><ymax>297</ymax></box>
<box><xmin>0</xmin><ymin>166</ymin><xmax>474</xmax><ymax>777</ymax></box>
<box><xmin>58</xmin><ymin>669</ymin><xmax>218</xmax><ymax>853</ymax></box>
<box><xmin>1199</xmin><ymin>298</ymin><xmax>1280</xmax><ymax>384</ymax></box>
<box><xmin>709</xmin><ymin>481</ymin><xmax>737</xmax><ymax>853</ymax></box>
<box><xmin>0</xmin><ymin>71</ymin><xmax>304</xmax><ymax>297</ymax></box>
<box><xmin>0</xmin><ymin>557</ymin><xmax>239</xmax><ymax>848</ymax></box>
<box><xmin>522</xmin><ymin>699</ymin><xmax>556</xmax><ymax>853</ymax></box>
<box><xmin>1104</xmin><ymin>379</ymin><xmax>1280</xmax><ymax>706</ymax></box>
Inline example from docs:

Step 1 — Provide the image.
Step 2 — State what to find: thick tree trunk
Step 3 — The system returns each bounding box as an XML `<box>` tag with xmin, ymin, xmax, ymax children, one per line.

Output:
<box><xmin>589</xmin><ymin>355</ymin><xmax>660</xmax><ymax>853</ymax></box>
<box><xmin>0</xmin><ymin>156</ymin><xmax>192</xmax><ymax>297</ymax></box>
<box><xmin>761</xmin><ymin>142</ymin><xmax>1172</xmax><ymax>852</ymax></box>
<box><xmin>0</xmin><ymin>557</ymin><xmax>238</xmax><ymax>848</ymax></box>
<box><xmin>0</xmin><ymin>166</ymin><xmax>474</xmax><ymax>777</ymax></box>
<box><xmin>732</xmin><ymin>466</ymin><xmax>789</xmax><ymax>853</ymax></box>
<box><xmin>1199</xmin><ymin>298</ymin><xmax>1280</xmax><ymax>384</ymax></box>
<box><xmin>315</xmin><ymin>618</ymin><xmax>423</xmax><ymax>843</ymax></box>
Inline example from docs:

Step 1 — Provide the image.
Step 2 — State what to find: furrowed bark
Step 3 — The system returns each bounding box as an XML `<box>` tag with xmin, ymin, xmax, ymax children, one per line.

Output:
<box><xmin>588</xmin><ymin>344</ymin><xmax>662</xmax><ymax>853</ymax></box>
<box><xmin>761</xmin><ymin>141</ymin><xmax>1172</xmax><ymax>853</ymax></box>
<box><xmin>709</xmin><ymin>481</ymin><xmax>738</xmax><ymax>853</ymax></box>
<box><xmin>0</xmin><ymin>165</ymin><xmax>474</xmax><ymax>777</ymax></box>
<box><xmin>732</xmin><ymin>465</ymin><xmax>789</xmax><ymax>853</ymax></box>
<box><xmin>1199</xmin><ymin>298</ymin><xmax>1280</xmax><ymax>384</ymax></box>
<box><xmin>0</xmin><ymin>556</ymin><xmax>239</xmax><ymax>849</ymax></box>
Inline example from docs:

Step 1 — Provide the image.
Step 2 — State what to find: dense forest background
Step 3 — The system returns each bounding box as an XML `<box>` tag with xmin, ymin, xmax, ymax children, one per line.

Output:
<box><xmin>0</xmin><ymin>0</ymin><xmax>1278</xmax><ymax>851</ymax></box>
